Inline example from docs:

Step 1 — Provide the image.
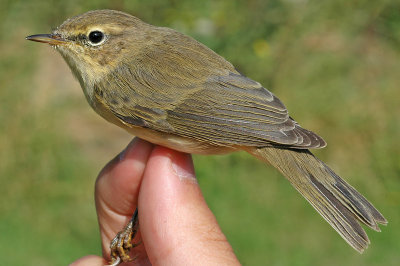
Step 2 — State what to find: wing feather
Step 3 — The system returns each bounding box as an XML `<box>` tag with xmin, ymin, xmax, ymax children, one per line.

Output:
<box><xmin>164</xmin><ymin>73</ymin><xmax>326</xmax><ymax>148</ymax></box>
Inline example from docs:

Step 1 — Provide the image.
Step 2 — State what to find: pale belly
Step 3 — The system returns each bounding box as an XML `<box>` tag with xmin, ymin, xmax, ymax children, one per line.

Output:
<box><xmin>124</xmin><ymin>125</ymin><xmax>236</xmax><ymax>155</ymax></box>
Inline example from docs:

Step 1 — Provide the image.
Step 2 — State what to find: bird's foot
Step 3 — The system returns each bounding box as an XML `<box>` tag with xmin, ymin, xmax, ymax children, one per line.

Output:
<box><xmin>109</xmin><ymin>209</ymin><xmax>140</xmax><ymax>266</ymax></box>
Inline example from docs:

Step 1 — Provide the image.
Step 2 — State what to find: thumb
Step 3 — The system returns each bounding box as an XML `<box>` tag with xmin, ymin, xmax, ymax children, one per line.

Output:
<box><xmin>138</xmin><ymin>146</ymin><xmax>240</xmax><ymax>265</ymax></box>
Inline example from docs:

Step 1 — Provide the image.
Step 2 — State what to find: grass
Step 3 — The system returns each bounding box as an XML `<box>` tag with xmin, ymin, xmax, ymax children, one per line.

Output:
<box><xmin>1</xmin><ymin>0</ymin><xmax>399</xmax><ymax>265</ymax></box>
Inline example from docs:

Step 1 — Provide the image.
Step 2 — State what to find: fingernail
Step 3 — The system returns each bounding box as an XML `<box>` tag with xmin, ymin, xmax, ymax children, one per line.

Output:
<box><xmin>118</xmin><ymin>148</ymin><xmax>127</xmax><ymax>161</ymax></box>
<box><xmin>171</xmin><ymin>153</ymin><xmax>197</xmax><ymax>183</ymax></box>
<box><xmin>119</xmin><ymin>138</ymin><xmax>138</xmax><ymax>161</ymax></box>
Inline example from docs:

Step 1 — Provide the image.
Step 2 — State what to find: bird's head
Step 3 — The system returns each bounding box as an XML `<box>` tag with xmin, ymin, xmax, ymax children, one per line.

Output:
<box><xmin>26</xmin><ymin>9</ymin><xmax>150</xmax><ymax>87</ymax></box>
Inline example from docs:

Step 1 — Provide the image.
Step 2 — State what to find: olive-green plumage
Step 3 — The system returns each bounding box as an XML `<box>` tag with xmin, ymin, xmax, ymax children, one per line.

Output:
<box><xmin>27</xmin><ymin>9</ymin><xmax>387</xmax><ymax>262</ymax></box>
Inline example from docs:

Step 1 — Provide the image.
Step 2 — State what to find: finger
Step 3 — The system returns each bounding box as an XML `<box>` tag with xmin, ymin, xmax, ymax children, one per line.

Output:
<box><xmin>95</xmin><ymin>138</ymin><xmax>154</xmax><ymax>255</ymax></box>
<box><xmin>69</xmin><ymin>255</ymin><xmax>105</xmax><ymax>266</ymax></box>
<box><xmin>138</xmin><ymin>146</ymin><xmax>240</xmax><ymax>265</ymax></box>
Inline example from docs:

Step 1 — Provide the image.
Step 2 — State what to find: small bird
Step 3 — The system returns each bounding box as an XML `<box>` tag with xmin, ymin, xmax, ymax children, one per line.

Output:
<box><xmin>27</xmin><ymin>9</ymin><xmax>387</xmax><ymax>265</ymax></box>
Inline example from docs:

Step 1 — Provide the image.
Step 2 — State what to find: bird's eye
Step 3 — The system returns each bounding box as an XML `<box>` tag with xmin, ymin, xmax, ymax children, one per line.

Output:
<box><xmin>88</xmin><ymin>30</ymin><xmax>105</xmax><ymax>45</ymax></box>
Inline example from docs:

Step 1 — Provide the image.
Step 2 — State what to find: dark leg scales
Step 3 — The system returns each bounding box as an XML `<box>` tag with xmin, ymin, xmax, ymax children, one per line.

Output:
<box><xmin>109</xmin><ymin>208</ymin><xmax>140</xmax><ymax>266</ymax></box>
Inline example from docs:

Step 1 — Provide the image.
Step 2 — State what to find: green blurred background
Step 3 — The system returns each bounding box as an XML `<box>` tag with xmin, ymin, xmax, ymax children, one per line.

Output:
<box><xmin>1</xmin><ymin>0</ymin><xmax>399</xmax><ymax>265</ymax></box>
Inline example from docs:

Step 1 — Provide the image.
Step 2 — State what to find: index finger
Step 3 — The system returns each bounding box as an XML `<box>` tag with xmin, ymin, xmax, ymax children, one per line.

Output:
<box><xmin>95</xmin><ymin>138</ymin><xmax>154</xmax><ymax>256</ymax></box>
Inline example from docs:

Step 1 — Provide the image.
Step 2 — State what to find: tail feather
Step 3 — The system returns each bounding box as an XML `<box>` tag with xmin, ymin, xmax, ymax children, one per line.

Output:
<box><xmin>249</xmin><ymin>147</ymin><xmax>387</xmax><ymax>253</ymax></box>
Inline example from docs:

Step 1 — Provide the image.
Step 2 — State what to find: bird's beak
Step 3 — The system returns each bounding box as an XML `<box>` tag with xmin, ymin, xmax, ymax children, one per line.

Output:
<box><xmin>26</xmin><ymin>34</ymin><xmax>68</xmax><ymax>45</ymax></box>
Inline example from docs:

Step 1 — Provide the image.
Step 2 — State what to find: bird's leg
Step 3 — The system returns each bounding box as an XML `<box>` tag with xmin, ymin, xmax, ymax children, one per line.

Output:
<box><xmin>109</xmin><ymin>208</ymin><xmax>140</xmax><ymax>266</ymax></box>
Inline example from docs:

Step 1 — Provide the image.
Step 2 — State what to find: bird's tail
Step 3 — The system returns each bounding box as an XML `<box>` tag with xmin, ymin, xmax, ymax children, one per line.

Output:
<box><xmin>248</xmin><ymin>147</ymin><xmax>387</xmax><ymax>252</ymax></box>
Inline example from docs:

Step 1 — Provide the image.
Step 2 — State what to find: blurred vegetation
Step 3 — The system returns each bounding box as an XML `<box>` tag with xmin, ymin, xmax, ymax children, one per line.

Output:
<box><xmin>1</xmin><ymin>0</ymin><xmax>399</xmax><ymax>265</ymax></box>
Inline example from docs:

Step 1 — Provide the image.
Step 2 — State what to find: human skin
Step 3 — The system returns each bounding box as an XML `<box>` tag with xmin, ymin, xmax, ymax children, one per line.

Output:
<box><xmin>70</xmin><ymin>138</ymin><xmax>240</xmax><ymax>266</ymax></box>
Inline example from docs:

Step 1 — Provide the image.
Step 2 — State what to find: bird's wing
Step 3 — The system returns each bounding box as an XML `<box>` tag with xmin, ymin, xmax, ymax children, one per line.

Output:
<box><xmin>165</xmin><ymin>72</ymin><xmax>326</xmax><ymax>148</ymax></box>
<box><xmin>97</xmin><ymin>65</ymin><xmax>325</xmax><ymax>149</ymax></box>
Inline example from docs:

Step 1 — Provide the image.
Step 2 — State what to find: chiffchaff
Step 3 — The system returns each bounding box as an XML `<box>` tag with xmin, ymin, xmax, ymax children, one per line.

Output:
<box><xmin>27</xmin><ymin>9</ymin><xmax>386</xmax><ymax>265</ymax></box>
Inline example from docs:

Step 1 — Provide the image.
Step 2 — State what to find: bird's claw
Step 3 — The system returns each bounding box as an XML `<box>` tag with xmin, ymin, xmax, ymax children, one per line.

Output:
<box><xmin>109</xmin><ymin>211</ymin><xmax>140</xmax><ymax>265</ymax></box>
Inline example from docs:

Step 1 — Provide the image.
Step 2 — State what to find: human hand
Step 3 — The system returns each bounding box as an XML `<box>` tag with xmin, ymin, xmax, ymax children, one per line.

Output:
<box><xmin>71</xmin><ymin>138</ymin><xmax>240</xmax><ymax>265</ymax></box>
